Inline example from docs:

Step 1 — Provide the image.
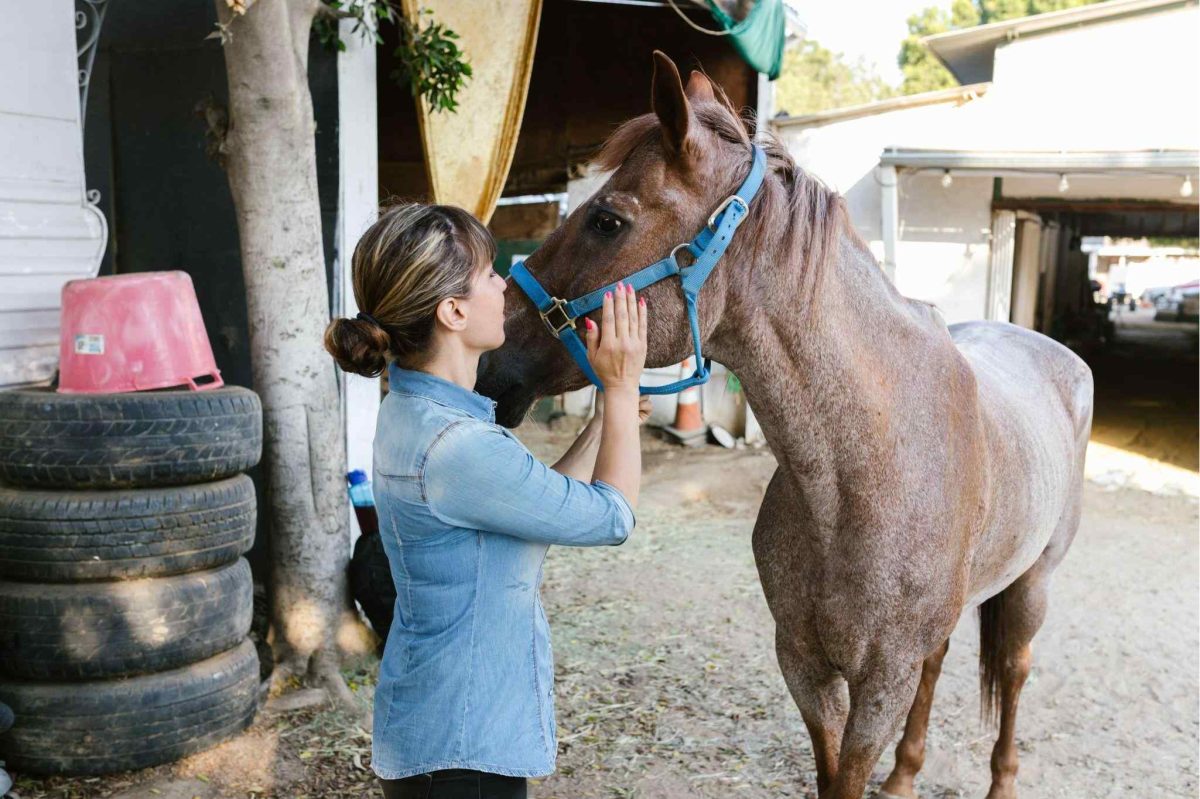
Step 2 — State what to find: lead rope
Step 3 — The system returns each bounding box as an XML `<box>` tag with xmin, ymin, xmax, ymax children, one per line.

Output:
<box><xmin>664</xmin><ymin>0</ymin><xmax>732</xmax><ymax>36</ymax></box>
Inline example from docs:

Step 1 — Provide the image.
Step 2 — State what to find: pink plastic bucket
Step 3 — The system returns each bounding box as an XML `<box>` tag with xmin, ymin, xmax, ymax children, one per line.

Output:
<box><xmin>58</xmin><ymin>271</ymin><xmax>224</xmax><ymax>394</ymax></box>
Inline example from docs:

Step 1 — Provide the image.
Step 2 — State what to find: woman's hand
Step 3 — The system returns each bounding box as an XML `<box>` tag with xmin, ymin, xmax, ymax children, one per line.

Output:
<box><xmin>636</xmin><ymin>395</ymin><xmax>653</xmax><ymax>424</ymax></box>
<box><xmin>584</xmin><ymin>281</ymin><xmax>647</xmax><ymax>394</ymax></box>
<box><xmin>592</xmin><ymin>394</ymin><xmax>654</xmax><ymax>426</ymax></box>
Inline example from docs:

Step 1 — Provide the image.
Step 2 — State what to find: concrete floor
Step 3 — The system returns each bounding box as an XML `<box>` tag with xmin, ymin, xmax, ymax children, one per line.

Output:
<box><xmin>1088</xmin><ymin>307</ymin><xmax>1198</xmax><ymax>472</ymax></box>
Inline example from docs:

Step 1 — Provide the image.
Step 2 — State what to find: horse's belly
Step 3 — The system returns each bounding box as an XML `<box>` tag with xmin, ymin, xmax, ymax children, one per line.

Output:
<box><xmin>965</xmin><ymin>512</ymin><xmax>1060</xmax><ymax>608</ymax></box>
<box><xmin>959</xmin><ymin>334</ymin><xmax>1085</xmax><ymax>607</ymax></box>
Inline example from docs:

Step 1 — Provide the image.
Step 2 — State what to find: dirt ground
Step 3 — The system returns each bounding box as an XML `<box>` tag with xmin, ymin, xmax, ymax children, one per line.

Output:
<box><xmin>9</xmin><ymin>318</ymin><xmax>1198</xmax><ymax>797</ymax></box>
<box><xmin>1089</xmin><ymin>307</ymin><xmax>1198</xmax><ymax>472</ymax></box>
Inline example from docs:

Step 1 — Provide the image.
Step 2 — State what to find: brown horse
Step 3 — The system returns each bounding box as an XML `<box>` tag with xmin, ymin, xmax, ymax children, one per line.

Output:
<box><xmin>476</xmin><ymin>52</ymin><xmax>1093</xmax><ymax>799</ymax></box>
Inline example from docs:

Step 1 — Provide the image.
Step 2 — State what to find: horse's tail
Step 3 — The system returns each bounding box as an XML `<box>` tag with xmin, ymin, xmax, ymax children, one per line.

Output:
<box><xmin>978</xmin><ymin>590</ymin><xmax>1008</xmax><ymax>725</ymax></box>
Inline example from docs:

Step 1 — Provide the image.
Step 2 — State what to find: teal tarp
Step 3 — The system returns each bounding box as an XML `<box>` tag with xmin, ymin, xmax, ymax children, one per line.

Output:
<box><xmin>707</xmin><ymin>0</ymin><xmax>785</xmax><ymax>81</ymax></box>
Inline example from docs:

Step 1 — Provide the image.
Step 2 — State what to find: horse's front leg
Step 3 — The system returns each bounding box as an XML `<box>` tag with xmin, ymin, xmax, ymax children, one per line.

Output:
<box><xmin>776</xmin><ymin>629</ymin><xmax>849</xmax><ymax>795</ymax></box>
<box><xmin>828</xmin><ymin>658</ymin><xmax>924</xmax><ymax>799</ymax></box>
<box><xmin>878</xmin><ymin>638</ymin><xmax>951</xmax><ymax>798</ymax></box>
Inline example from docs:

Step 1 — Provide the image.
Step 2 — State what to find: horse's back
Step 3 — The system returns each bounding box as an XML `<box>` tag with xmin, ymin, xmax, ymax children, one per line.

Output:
<box><xmin>948</xmin><ymin>320</ymin><xmax>1093</xmax><ymax>604</ymax></box>
<box><xmin>950</xmin><ymin>320</ymin><xmax>1093</xmax><ymax>438</ymax></box>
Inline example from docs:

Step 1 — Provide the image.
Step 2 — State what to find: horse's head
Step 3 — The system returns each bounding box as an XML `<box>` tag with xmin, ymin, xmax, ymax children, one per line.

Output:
<box><xmin>478</xmin><ymin>51</ymin><xmax>764</xmax><ymax>427</ymax></box>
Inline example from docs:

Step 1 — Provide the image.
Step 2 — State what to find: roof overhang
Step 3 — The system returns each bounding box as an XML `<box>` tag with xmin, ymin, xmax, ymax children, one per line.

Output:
<box><xmin>880</xmin><ymin>148</ymin><xmax>1200</xmax><ymax>173</ymax></box>
<box><xmin>774</xmin><ymin>83</ymin><xmax>988</xmax><ymax>129</ymax></box>
<box><xmin>922</xmin><ymin>0</ymin><xmax>1196</xmax><ymax>84</ymax></box>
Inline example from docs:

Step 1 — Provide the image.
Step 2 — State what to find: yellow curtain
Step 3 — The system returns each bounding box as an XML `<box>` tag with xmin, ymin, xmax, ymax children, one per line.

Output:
<box><xmin>400</xmin><ymin>0</ymin><xmax>542</xmax><ymax>225</ymax></box>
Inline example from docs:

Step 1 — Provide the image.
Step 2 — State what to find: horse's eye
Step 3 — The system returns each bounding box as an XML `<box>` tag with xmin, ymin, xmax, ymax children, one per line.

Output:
<box><xmin>590</xmin><ymin>211</ymin><xmax>623</xmax><ymax>237</ymax></box>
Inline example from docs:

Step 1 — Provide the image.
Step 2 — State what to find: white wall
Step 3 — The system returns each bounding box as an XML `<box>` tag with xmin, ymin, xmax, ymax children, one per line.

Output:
<box><xmin>778</xmin><ymin>103</ymin><xmax>996</xmax><ymax>323</ymax></box>
<box><xmin>336</xmin><ymin>17</ymin><xmax>380</xmax><ymax>543</ymax></box>
<box><xmin>986</xmin><ymin>4</ymin><xmax>1199</xmax><ymax>152</ymax></box>
<box><xmin>775</xmin><ymin>4</ymin><xmax>1200</xmax><ymax>326</ymax></box>
<box><xmin>0</xmin><ymin>0</ymin><xmax>107</xmax><ymax>387</ymax></box>
<box><xmin>895</xmin><ymin>173</ymin><xmax>994</xmax><ymax>322</ymax></box>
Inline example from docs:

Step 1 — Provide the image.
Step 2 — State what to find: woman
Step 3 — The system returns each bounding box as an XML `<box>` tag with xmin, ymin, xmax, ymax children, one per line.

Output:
<box><xmin>324</xmin><ymin>203</ymin><xmax>649</xmax><ymax>799</ymax></box>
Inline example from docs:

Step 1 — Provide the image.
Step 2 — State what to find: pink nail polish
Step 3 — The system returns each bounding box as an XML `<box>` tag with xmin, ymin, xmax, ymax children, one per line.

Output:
<box><xmin>639</xmin><ymin>297</ymin><xmax>646</xmax><ymax>306</ymax></box>
<box><xmin>605</xmin><ymin>291</ymin><xmax>612</xmax><ymax>299</ymax></box>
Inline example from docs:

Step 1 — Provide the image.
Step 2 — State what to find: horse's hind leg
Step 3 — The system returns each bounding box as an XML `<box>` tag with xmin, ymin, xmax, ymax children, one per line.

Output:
<box><xmin>776</xmin><ymin>630</ymin><xmax>849</xmax><ymax>796</ymax></box>
<box><xmin>878</xmin><ymin>638</ymin><xmax>950</xmax><ymax>799</ymax></box>
<box><xmin>979</xmin><ymin>563</ymin><xmax>1053</xmax><ymax>799</ymax></box>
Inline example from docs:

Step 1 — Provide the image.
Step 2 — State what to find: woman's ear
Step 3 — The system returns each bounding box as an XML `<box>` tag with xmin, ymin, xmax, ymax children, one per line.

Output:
<box><xmin>434</xmin><ymin>296</ymin><xmax>469</xmax><ymax>332</ymax></box>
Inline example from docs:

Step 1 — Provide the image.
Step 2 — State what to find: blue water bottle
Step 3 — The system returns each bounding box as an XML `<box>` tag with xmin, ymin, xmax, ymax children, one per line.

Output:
<box><xmin>346</xmin><ymin>470</ymin><xmax>378</xmax><ymax>536</ymax></box>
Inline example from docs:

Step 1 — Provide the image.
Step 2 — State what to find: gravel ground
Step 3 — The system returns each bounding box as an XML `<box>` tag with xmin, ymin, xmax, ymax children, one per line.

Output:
<box><xmin>11</xmin><ymin>426</ymin><xmax>1197</xmax><ymax>799</ymax></box>
<box><xmin>523</xmin><ymin>430</ymin><xmax>1199</xmax><ymax>799</ymax></box>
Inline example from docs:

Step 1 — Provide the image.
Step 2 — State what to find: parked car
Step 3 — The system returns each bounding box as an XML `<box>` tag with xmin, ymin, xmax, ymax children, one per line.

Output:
<box><xmin>1141</xmin><ymin>286</ymin><xmax>1174</xmax><ymax>308</ymax></box>
<box><xmin>1154</xmin><ymin>280</ymin><xmax>1200</xmax><ymax>322</ymax></box>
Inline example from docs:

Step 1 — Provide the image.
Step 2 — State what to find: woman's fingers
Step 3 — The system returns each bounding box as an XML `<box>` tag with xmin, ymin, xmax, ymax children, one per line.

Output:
<box><xmin>638</xmin><ymin>290</ymin><xmax>648</xmax><ymax>346</ymax></box>
<box><xmin>584</xmin><ymin>314</ymin><xmax>597</xmax><ymax>360</ymax></box>
<box><xmin>601</xmin><ymin>289</ymin><xmax>615</xmax><ymax>346</ymax></box>
<box><xmin>637</xmin><ymin>395</ymin><xmax>653</xmax><ymax>423</ymax></box>
<box><xmin>614</xmin><ymin>281</ymin><xmax>629</xmax><ymax>342</ymax></box>
<box><xmin>627</xmin><ymin>284</ymin><xmax>638</xmax><ymax>344</ymax></box>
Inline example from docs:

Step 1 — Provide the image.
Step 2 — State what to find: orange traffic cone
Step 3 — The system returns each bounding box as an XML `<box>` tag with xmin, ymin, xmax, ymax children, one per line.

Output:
<box><xmin>664</xmin><ymin>358</ymin><xmax>707</xmax><ymax>447</ymax></box>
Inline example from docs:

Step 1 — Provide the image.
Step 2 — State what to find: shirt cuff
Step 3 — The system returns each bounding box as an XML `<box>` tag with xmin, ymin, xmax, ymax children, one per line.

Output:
<box><xmin>591</xmin><ymin>479</ymin><xmax>636</xmax><ymax>543</ymax></box>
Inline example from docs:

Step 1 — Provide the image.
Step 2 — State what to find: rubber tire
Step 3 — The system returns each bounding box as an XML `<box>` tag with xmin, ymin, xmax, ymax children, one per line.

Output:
<box><xmin>0</xmin><ymin>476</ymin><xmax>255</xmax><ymax>582</ymax></box>
<box><xmin>0</xmin><ymin>387</ymin><xmax>262</xmax><ymax>489</ymax></box>
<box><xmin>0</xmin><ymin>638</ymin><xmax>258</xmax><ymax>776</ymax></box>
<box><xmin>0</xmin><ymin>558</ymin><xmax>252</xmax><ymax>680</ymax></box>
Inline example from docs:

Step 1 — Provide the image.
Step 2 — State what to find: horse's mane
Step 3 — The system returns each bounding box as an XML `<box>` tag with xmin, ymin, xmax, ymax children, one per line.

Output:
<box><xmin>591</xmin><ymin>84</ymin><xmax>848</xmax><ymax>295</ymax></box>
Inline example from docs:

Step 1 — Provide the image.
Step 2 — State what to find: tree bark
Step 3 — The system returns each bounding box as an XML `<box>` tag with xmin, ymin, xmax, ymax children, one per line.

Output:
<box><xmin>214</xmin><ymin>0</ymin><xmax>363</xmax><ymax>711</ymax></box>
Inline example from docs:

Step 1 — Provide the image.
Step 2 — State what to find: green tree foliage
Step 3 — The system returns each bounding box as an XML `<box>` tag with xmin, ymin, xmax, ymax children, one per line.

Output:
<box><xmin>775</xmin><ymin>39</ymin><xmax>895</xmax><ymax>116</ymax></box>
<box><xmin>899</xmin><ymin>0</ymin><xmax>1107</xmax><ymax>95</ymax></box>
<box><xmin>314</xmin><ymin>2</ymin><xmax>471</xmax><ymax>113</ymax></box>
<box><xmin>898</xmin><ymin>7</ymin><xmax>955</xmax><ymax>95</ymax></box>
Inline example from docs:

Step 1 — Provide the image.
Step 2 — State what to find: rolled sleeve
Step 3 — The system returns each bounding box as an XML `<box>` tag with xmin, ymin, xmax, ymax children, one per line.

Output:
<box><xmin>423</xmin><ymin>421</ymin><xmax>635</xmax><ymax>547</ymax></box>
<box><xmin>590</xmin><ymin>480</ymin><xmax>635</xmax><ymax>544</ymax></box>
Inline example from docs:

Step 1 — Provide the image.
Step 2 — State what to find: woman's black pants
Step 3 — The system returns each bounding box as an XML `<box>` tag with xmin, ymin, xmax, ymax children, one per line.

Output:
<box><xmin>379</xmin><ymin>768</ymin><xmax>528</xmax><ymax>799</ymax></box>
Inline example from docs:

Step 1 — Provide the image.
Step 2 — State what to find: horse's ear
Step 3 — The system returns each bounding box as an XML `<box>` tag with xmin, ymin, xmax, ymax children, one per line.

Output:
<box><xmin>651</xmin><ymin>50</ymin><xmax>694</xmax><ymax>157</ymax></box>
<box><xmin>684</xmin><ymin>70</ymin><xmax>716</xmax><ymax>103</ymax></box>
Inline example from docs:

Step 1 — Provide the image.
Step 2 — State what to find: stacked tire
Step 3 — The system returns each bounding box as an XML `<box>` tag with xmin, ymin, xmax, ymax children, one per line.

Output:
<box><xmin>0</xmin><ymin>387</ymin><xmax>263</xmax><ymax>776</ymax></box>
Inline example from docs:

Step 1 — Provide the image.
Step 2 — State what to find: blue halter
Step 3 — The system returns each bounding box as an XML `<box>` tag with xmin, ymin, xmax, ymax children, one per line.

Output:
<box><xmin>509</xmin><ymin>143</ymin><xmax>767</xmax><ymax>395</ymax></box>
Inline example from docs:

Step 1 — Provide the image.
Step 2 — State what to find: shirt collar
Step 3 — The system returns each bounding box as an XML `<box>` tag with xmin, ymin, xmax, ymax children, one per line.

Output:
<box><xmin>387</xmin><ymin>363</ymin><xmax>497</xmax><ymax>423</ymax></box>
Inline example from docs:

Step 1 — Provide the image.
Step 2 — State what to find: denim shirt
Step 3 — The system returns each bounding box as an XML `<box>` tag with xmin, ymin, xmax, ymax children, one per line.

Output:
<box><xmin>370</xmin><ymin>364</ymin><xmax>636</xmax><ymax>780</ymax></box>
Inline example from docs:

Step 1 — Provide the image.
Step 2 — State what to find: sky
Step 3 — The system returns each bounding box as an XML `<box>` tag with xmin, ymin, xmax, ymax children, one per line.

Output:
<box><xmin>792</xmin><ymin>0</ymin><xmax>942</xmax><ymax>86</ymax></box>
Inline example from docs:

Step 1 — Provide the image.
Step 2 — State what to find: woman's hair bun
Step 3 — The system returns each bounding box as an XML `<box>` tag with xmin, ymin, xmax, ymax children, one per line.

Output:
<box><xmin>323</xmin><ymin>316</ymin><xmax>391</xmax><ymax>378</ymax></box>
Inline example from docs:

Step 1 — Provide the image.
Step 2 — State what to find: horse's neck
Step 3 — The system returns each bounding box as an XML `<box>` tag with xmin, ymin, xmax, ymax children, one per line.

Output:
<box><xmin>711</xmin><ymin>228</ymin><xmax>958</xmax><ymax>494</ymax></box>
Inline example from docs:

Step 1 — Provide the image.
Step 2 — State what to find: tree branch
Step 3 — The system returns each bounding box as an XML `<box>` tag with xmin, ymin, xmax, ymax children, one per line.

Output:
<box><xmin>316</xmin><ymin>2</ymin><xmax>354</xmax><ymax>20</ymax></box>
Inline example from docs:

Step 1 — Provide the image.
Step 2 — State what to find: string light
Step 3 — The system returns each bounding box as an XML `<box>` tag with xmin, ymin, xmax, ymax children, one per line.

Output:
<box><xmin>941</xmin><ymin>170</ymin><xmax>953</xmax><ymax>189</ymax></box>
<box><xmin>1057</xmin><ymin>174</ymin><xmax>1070</xmax><ymax>193</ymax></box>
<box><xmin>1181</xmin><ymin>175</ymin><xmax>1194</xmax><ymax>198</ymax></box>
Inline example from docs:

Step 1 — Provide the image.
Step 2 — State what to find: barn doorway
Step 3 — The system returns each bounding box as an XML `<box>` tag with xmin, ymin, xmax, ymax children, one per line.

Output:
<box><xmin>1000</xmin><ymin>199</ymin><xmax>1199</xmax><ymax>472</ymax></box>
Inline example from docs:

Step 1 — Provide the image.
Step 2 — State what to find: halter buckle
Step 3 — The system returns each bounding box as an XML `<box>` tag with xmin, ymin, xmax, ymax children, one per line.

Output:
<box><xmin>670</xmin><ymin>242</ymin><xmax>697</xmax><ymax>268</ymax></box>
<box><xmin>707</xmin><ymin>194</ymin><xmax>749</xmax><ymax>231</ymax></box>
<box><xmin>539</xmin><ymin>298</ymin><xmax>576</xmax><ymax>339</ymax></box>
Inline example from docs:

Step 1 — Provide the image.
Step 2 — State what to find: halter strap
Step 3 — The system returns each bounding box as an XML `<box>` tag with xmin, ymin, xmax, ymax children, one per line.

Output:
<box><xmin>509</xmin><ymin>143</ymin><xmax>767</xmax><ymax>395</ymax></box>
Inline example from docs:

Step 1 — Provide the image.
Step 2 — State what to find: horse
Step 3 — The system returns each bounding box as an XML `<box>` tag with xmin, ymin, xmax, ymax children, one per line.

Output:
<box><xmin>476</xmin><ymin>52</ymin><xmax>1093</xmax><ymax>799</ymax></box>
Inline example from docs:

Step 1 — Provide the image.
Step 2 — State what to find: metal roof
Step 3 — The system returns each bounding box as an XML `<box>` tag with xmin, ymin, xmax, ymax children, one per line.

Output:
<box><xmin>773</xmin><ymin>83</ymin><xmax>989</xmax><ymax>129</ymax></box>
<box><xmin>923</xmin><ymin>0</ymin><xmax>1197</xmax><ymax>84</ymax></box>
<box><xmin>879</xmin><ymin>148</ymin><xmax>1200</xmax><ymax>171</ymax></box>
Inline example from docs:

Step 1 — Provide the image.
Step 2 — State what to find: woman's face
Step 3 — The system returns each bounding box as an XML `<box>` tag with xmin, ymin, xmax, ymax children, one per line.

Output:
<box><xmin>462</xmin><ymin>258</ymin><xmax>508</xmax><ymax>352</ymax></box>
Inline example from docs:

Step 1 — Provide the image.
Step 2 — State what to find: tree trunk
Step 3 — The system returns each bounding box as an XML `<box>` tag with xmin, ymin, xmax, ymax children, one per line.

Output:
<box><xmin>214</xmin><ymin>0</ymin><xmax>362</xmax><ymax>709</ymax></box>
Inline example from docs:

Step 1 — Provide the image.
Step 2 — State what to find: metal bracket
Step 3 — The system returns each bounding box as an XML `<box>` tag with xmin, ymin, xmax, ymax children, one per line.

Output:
<box><xmin>539</xmin><ymin>298</ymin><xmax>576</xmax><ymax>338</ymax></box>
<box><xmin>76</xmin><ymin>0</ymin><xmax>110</xmax><ymax>131</ymax></box>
